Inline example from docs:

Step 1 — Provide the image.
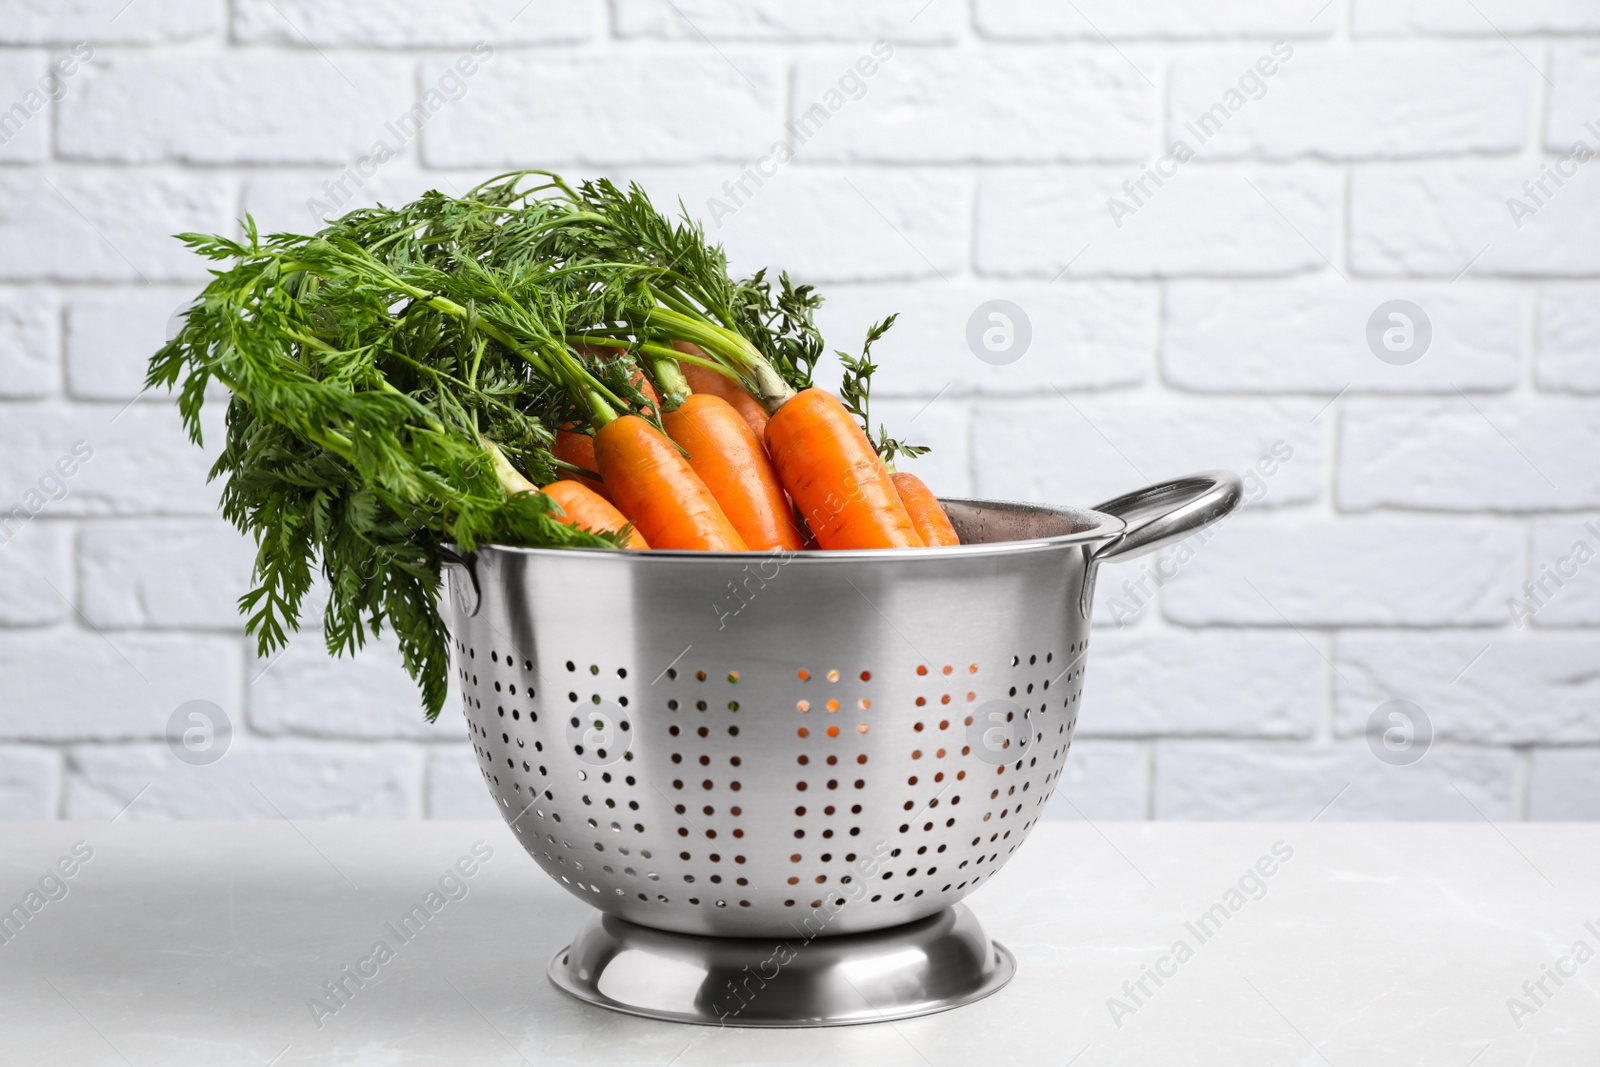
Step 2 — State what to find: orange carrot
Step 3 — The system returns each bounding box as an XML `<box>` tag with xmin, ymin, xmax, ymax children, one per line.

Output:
<box><xmin>662</xmin><ymin>394</ymin><xmax>805</xmax><ymax>552</ymax></box>
<box><xmin>543</xmin><ymin>480</ymin><xmax>649</xmax><ymax>549</ymax></box>
<box><xmin>596</xmin><ymin>415</ymin><xmax>748</xmax><ymax>552</ymax></box>
<box><xmin>890</xmin><ymin>471</ymin><xmax>959</xmax><ymax>547</ymax></box>
<box><xmin>763</xmin><ymin>389</ymin><xmax>923</xmax><ymax>550</ymax></box>
<box><xmin>479</xmin><ymin>435</ymin><xmax>644</xmax><ymax>549</ymax></box>
<box><xmin>553</xmin><ymin>428</ymin><xmax>609</xmax><ymax>500</ymax></box>
<box><xmin>674</xmin><ymin>343</ymin><xmax>768</xmax><ymax>437</ymax></box>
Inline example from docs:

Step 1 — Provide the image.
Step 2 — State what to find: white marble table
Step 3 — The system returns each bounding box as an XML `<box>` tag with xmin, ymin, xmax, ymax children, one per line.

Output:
<box><xmin>0</xmin><ymin>821</ymin><xmax>1595</xmax><ymax>1065</ymax></box>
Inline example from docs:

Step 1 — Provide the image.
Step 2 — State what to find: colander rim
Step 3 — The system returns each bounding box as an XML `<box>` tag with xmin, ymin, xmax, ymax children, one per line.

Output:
<box><xmin>455</xmin><ymin>496</ymin><xmax>1126</xmax><ymax>563</ymax></box>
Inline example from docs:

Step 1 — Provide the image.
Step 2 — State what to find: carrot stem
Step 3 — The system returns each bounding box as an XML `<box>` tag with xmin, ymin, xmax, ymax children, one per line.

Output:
<box><xmin>359</xmin><ymin>260</ymin><xmax>628</xmax><ymax>426</ymax></box>
<box><xmin>647</xmin><ymin>342</ymin><xmax>728</xmax><ymax>374</ymax></box>
<box><xmin>480</xmin><ymin>435</ymin><xmax>539</xmax><ymax>496</ymax></box>
<box><xmin>647</xmin><ymin>356</ymin><xmax>691</xmax><ymax>412</ymax></box>
<box><xmin>641</xmin><ymin>303</ymin><xmax>793</xmax><ymax>413</ymax></box>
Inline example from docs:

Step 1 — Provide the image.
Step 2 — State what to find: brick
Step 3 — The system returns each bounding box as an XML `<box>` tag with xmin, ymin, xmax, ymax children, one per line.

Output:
<box><xmin>1338</xmin><ymin>399</ymin><xmax>1600</xmax><ymax>511</ymax></box>
<box><xmin>977</xmin><ymin>166</ymin><xmax>1341</xmax><ymax>278</ymax></box>
<box><xmin>793</xmin><ymin>48</ymin><xmax>1156</xmax><ymax>163</ymax></box>
<box><xmin>0</xmin><ymin>523</ymin><xmax>72</xmax><ymax>626</ymax></box>
<box><xmin>1163</xmin><ymin>279</ymin><xmax>1521</xmax><ymax>393</ymax></box>
<box><xmin>426</xmin><ymin>742</ymin><xmax>498</xmax><ymax>819</ymax></box>
<box><xmin>65</xmin><ymin>286</ymin><xmax>196</xmax><ymax>401</ymax></box>
<box><xmin>249</xmin><ymin>634</ymin><xmax>446</xmax><ymax>740</ymax></box>
<box><xmin>1154</xmin><ymin>741</ymin><xmax>1516</xmax><ymax>819</ymax></box>
<box><xmin>0</xmin><ymin>288</ymin><xmax>59</xmax><ymax>398</ymax></box>
<box><xmin>1161</xmin><ymin>514</ymin><xmax>1521</xmax><ymax>626</ymax></box>
<box><xmin>0</xmin><ymin>51</ymin><xmax>50</xmax><ymax>162</ymax></box>
<box><xmin>1043</xmin><ymin>739</ymin><xmax>1148</xmax><ymax>821</ymax></box>
<box><xmin>616</xmin><ymin>0</ymin><xmax>964</xmax><ymax>40</ymax></box>
<box><xmin>59</xmin><ymin>52</ymin><xmax>412</xmax><ymax>165</ymax></box>
<box><xmin>78</xmin><ymin>520</ymin><xmax>255</xmax><ymax>629</ymax></box>
<box><xmin>0</xmin><ymin>170</ymin><xmax>233</xmax><ymax>282</ymax></box>
<box><xmin>815</xmin><ymin>281</ymin><xmax>1153</xmax><ymax>395</ymax></box>
<box><xmin>626</xmin><ymin>166</ymin><xmax>971</xmax><ymax>283</ymax></box>
<box><xmin>0</xmin><ymin>402</ymin><xmax>224</xmax><ymax>516</ymax></box>
<box><xmin>1336</xmin><ymin>632</ymin><xmax>1600</xmax><ymax>745</ymax></box>
<box><xmin>1082</xmin><ymin>630</ymin><xmax>1323</xmax><ymax>738</ymax></box>
<box><xmin>1537</xmin><ymin>285</ymin><xmax>1600</xmax><ymax>394</ymax></box>
<box><xmin>972</xmin><ymin>397</ymin><xmax>1324</xmax><ymax>509</ymax></box>
<box><xmin>0</xmin><ymin>631</ymin><xmax>240</xmax><ymax>741</ymax></box>
<box><xmin>1088</xmin><ymin>482</ymin><xmax>1330</xmax><ymax>634</ymax></box>
<box><xmin>1524</xmin><ymin>516</ymin><xmax>1600</xmax><ymax>626</ymax></box>
<box><xmin>867</xmin><ymin>398</ymin><xmax>971</xmax><ymax>497</ymax></box>
<box><xmin>0</xmin><ymin>745</ymin><xmax>59</xmax><ymax>818</ymax></box>
<box><xmin>234</xmin><ymin>0</ymin><xmax>597</xmax><ymax>45</ymax></box>
<box><xmin>1548</xmin><ymin>47</ymin><xmax>1600</xmax><ymax>154</ymax></box>
<box><xmin>0</xmin><ymin>0</ymin><xmax>222</xmax><ymax>43</ymax></box>
<box><xmin>63</xmin><ymin>740</ymin><xmax>424</xmax><ymax>819</ymax></box>
<box><xmin>1092</xmin><ymin>556</ymin><xmax>1158</xmax><ymax>630</ymax></box>
<box><xmin>1355</xmin><ymin>0</ymin><xmax>1600</xmax><ymax>36</ymax></box>
<box><xmin>976</xmin><ymin>0</ymin><xmax>1336</xmax><ymax>39</ymax></box>
<box><xmin>1528</xmin><ymin>748</ymin><xmax>1600</xmax><ymax>819</ymax></box>
<box><xmin>1169</xmin><ymin>45</ymin><xmax>1528</xmax><ymax>160</ymax></box>
<box><xmin>423</xmin><ymin>53</ymin><xmax>782</xmax><ymax>167</ymax></box>
<box><xmin>1350</xmin><ymin>162</ymin><xmax>1600</xmax><ymax>277</ymax></box>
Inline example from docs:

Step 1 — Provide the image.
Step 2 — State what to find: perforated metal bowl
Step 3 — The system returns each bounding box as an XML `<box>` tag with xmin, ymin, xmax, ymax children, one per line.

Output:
<box><xmin>442</xmin><ymin>471</ymin><xmax>1240</xmax><ymax>941</ymax></box>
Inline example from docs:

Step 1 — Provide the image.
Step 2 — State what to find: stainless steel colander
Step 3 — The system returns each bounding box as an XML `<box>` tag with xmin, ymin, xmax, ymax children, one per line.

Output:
<box><xmin>442</xmin><ymin>470</ymin><xmax>1240</xmax><ymax>1024</ymax></box>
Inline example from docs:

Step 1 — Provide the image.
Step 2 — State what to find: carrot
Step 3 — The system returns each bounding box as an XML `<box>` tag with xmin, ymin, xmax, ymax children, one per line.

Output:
<box><xmin>552</xmin><ymin>428</ymin><xmax>609</xmax><ymax>499</ymax></box>
<box><xmin>543</xmin><ymin>480</ymin><xmax>649</xmax><ymax>549</ymax></box>
<box><xmin>479</xmin><ymin>435</ymin><xmax>645</xmax><ymax>549</ymax></box>
<box><xmin>890</xmin><ymin>471</ymin><xmax>959</xmax><ymax>547</ymax></box>
<box><xmin>763</xmin><ymin>389</ymin><xmax>923</xmax><ymax>550</ymax></box>
<box><xmin>575</xmin><ymin>315</ymin><xmax>924</xmax><ymax>553</ymax></box>
<box><xmin>596</xmin><ymin>415</ymin><xmax>748</xmax><ymax>552</ymax></box>
<box><xmin>662</xmin><ymin>394</ymin><xmax>805</xmax><ymax>552</ymax></box>
<box><xmin>674</xmin><ymin>342</ymin><xmax>768</xmax><ymax>437</ymax></box>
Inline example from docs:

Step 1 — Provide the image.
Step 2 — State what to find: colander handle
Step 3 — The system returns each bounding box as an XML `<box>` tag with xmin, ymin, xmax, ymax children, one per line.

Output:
<box><xmin>1091</xmin><ymin>470</ymin><xmax>1243</xmax><ymax>563</ymax></box>
<box><xmin>440</xmin><ymin>548</ymin><xmax>482</xmax><ymax>618</ymax></box>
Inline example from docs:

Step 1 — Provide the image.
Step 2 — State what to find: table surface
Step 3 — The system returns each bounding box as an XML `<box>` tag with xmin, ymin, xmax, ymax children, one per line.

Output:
<box><xmin>0</xmin><ymin>821</ymin><xmax>1595</xmax><ymax>1066</ymax></box>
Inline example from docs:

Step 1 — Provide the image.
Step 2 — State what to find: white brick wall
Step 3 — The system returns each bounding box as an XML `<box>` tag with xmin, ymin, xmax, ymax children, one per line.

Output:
<box><xmin>977</xmin><ymin>165</ymin><xmax>1343</xmax><ymax>277</ymax></box>
<box><xmin>0</xmin><ymin>0</ymin><xmax>1595</xmax><ymax>821</ymax></box>
<box><xmin>1161</xmin><ymin>280</ymin><xmax>1522</xmax><ymax>393</ymax></box>
<box><xmin>791</xmin><ymin>49</ymin><xmax>1157</xmax><ymax>163</ymax></box>
<box><xmin>1537</xmin><ymin>285</ymin><xmax>1600</xmax><ymax>393</ymax></box>
<box><xmin>1167</xmin><ymin>44</ymin><xmax>1531</xmax><ymax>159</ymax></box>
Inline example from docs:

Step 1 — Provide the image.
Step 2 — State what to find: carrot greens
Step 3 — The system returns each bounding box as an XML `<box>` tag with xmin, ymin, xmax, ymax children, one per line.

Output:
<box><xmin>149</xmin><ymin>173</ymin><xmax>927</xmax><ymax>720</ymax></box>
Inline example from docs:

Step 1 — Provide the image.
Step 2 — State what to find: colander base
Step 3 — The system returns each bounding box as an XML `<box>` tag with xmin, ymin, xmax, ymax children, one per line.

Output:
<box><xmin>548</xmin><ymin>903</ymin><xmax>1014</xmax><ymax>1027</ymax></box>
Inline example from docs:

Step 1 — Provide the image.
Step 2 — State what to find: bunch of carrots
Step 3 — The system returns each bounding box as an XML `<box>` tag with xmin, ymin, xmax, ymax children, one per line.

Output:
<box><xmin>412</xmin><ymin>172</ymin><xmax>961</xmax><ymax>555</ymax></box>
<box><xmin>148</xmin><ymin>171</ymin><xmax>958</xmax><ymax>717</ymax></box>
<box><xmin>535</xmin><ymin>338</ymin><xmax>958</xmax><ymax>553</ymax></box>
